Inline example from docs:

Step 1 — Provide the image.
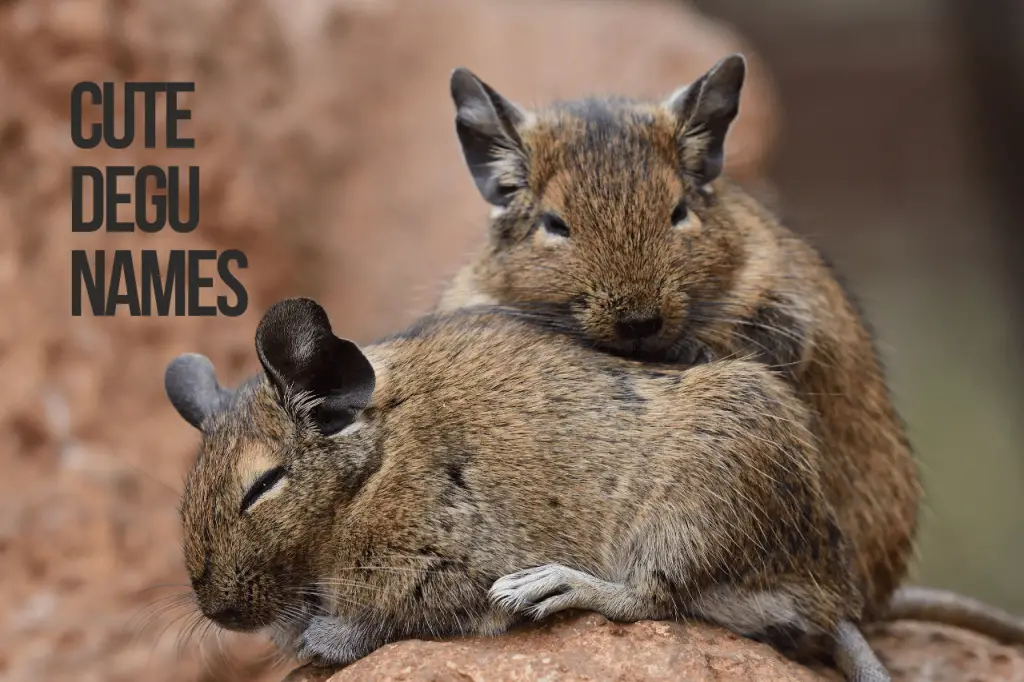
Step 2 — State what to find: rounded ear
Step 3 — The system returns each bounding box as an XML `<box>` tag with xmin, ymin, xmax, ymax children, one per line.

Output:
<box><xmin>450</xmin><ymin>67</ymin><xmax>528</xmax><ymax>207</ymax></box>
<box><xmin>165</xmin><ymin>353</ymin><xmax>235</xmax><ymax>431</ymax></box>
<box><xmin>663</xmin><ymin>53</ymin><xmax>747</xmax><ymax>185</ymax></box>
<box><xmin>255</xmin><ymin>297</ymin><xmax>376</xmax><ymax>435</ymax></box>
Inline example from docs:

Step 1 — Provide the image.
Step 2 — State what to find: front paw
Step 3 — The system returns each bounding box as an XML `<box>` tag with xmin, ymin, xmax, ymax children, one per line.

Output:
<box><xmin>681</xmin><ymin>339</ymin><xmax>714</xmax><ymax>365</ymax></box>
<box><xmin>665</xmin><ymin>336</ymin><xmax>714</xmax><ymax>365</ymax></box>
<box><xmin>488</xmin><ymin>564</ymin><xmax>589</xmax><ymax>621</ymax></box>
<box><xmin>294</xmin><ymin>616</ymin><xmax>368</xmax><ymax>668</ymax></box>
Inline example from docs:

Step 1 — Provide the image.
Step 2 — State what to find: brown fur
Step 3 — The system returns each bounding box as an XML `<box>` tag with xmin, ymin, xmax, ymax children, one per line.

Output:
<box><xmin>175</xmin><ymin>302</ymin><xmax>862</xmax><ymax>669</ymax></box>
<box><xmin>439</xmin><ymin>63</ymin><xmax>921</xmax><ymax>624</ymax></box>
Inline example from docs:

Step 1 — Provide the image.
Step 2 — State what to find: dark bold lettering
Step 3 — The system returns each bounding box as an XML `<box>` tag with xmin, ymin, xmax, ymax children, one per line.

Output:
<box><xmin>135</xmin><ymin>166</ymin><xmax>167</xmax><ymax>233</ymax></box>
<box><xmin>103</xmin><ymin>82</ymin><xmax>134</xmax><ymax>149</ymax></box>
<box><xmin>71</xmin><ymin>250</ymin><xmax>105</xmax><ymax>316</ymax></box>
<box><xmin>166</xmin><ymin>83</ymin><xmax>195</xmax><ymax>149</ymax></box>
<box><xmin>217</xmin><ymin>250</ymin><xmax>248</xmax><ymax>317</ymax></box>
<box><xmin>106</xmin><ymin>166</ymin><xmax>136</xmax><ymax>232</ymax></box>
<box><xmin>70</xmin><ymin>82</ymin><xmax>102</xmax><ymax>149</ymax></box>
<box><xmin>106</xmin><ymin>251</ymin><xmax>141</xmax><ymax>316</ymax></box>
<box><xmin>168</xmin><ymin>166</ymin><xmax>199</xmax><ymax>233</ymax></box>
<box><xmin>140</xmin><ymin>250</ymin><xmax>186</xmax><ymax>315</ymax></box>
<box><xmin>187</xmin><ymin>250</ymin><xmax>217</xmax><ymax>316</ymax></box>
<box><xmin>133</xmin><ymin>83</ymin><xmax>165</xmax><ymax>149</ymax></box>
<box><xmin>71</xmin><ymin>166</ymin><xmax>104</xmax><ymax>232</ymax></box>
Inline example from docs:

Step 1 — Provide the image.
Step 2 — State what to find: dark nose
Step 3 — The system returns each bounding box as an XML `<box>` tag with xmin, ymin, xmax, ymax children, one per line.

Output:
<box><xmin>206</xmin><ymin>606</ymin><xmax>247</xmax><ymax>630</ymax></box>
<box><xmin>614</xmin><ymin>315</ymin><xmax>664</xmax><ymax>340</ymax></box>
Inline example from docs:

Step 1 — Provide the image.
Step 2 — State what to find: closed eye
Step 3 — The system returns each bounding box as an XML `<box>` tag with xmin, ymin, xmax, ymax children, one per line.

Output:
<box><xmin>240</xmin><ymin>466</ymin><xmax>287</xmax><ymax>514</ymax></box>
<box><xmin>670</xmin><ymin>200</ymin><xmax>700</xmax><ymax>231</ymax></box>
<box><xmin>670</xmin><ymin>201</ymin><xmax>689</xmax><ymax>225</ymax></box>
<box><xmin>540</xmin><ymin>213</ymin><xmax>571</xmax><ymax>238</ymax></box>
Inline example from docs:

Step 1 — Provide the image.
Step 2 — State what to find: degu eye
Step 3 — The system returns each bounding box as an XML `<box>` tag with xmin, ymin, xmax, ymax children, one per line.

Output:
<box><xmin>240</xmin><ymin>466</ymin><xmax>287</xmax><ymax>514</ymax></box>
<box><xmin>670</xmin><ymin>201</ymin><xmax>689</xmax><ymax>226</ymax></box>
<box><xmin>540</xmin><ymin>213</ymin><xmax>571</xmax><ymax>238</ymax></box>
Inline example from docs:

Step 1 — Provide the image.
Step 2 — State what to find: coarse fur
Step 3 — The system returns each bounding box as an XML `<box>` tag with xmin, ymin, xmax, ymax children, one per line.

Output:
<box><xmin>169</xmin><ymin>298</ymin><xmax>890</xmax><ymax>679</ymax></box>
<box><xmin>440</xmin><ymin>53</ymin><xmax>1024</xmax><ymax>659</ymax></box>
<box><xmin>440</xmin><ymin>55</ymin><xmax>920</xmax><ymax>622</ymax></box>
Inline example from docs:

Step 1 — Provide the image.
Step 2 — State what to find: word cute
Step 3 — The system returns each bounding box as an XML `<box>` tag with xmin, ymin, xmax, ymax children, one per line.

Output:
<box><xmin>70</xmin><ymin>81</ymin><xmax>248</xmax><ymax>317</ymax></box>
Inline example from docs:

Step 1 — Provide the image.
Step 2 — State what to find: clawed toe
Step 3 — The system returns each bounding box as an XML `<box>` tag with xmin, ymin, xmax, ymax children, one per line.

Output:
<box><xmin>488</xmin><ymin>564</ymin><xmax>583</xmax><ymax>619</ymax></box>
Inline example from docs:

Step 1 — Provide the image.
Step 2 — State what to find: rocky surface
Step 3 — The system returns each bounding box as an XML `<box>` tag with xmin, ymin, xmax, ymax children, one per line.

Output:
<box><xmin>279</xmin><ymin>614</ymin><xmax>1024</xmax><ymax>682</ymax></box>
<box><xmin>285</xmin><ymin>614</ymin><xmax>824</xmax><ymax>682</ymax></box>
<box><xmin>0</xmin><ymin>1</ymin><xmax>777</xmax><ymax>682</ymax></box>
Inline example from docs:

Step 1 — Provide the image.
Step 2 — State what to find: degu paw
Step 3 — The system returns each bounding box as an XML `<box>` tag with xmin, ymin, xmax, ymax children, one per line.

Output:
<box><xmin>293</xmin><ymin>616</ymin><xmax>366</xmax><ymax>668</ymax></box>
<box><xmin>676</xmin><ymin>337</ymin><xmax>715</xmax><ymax>365</ymax></box>
<box><xmin>488</xmin><ymin>564</ymin><xmax>593</xmax><ymax>621</ymax></box>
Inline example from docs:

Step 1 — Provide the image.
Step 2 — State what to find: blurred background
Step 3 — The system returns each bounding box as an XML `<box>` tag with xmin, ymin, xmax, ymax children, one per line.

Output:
<box><xmin>0</xmin><ymin>0</ymin><xmax>1020</xmax><ymax>681</ymax></box>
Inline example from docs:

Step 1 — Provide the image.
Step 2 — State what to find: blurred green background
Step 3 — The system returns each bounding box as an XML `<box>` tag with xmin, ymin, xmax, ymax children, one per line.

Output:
<box><xmin>693</xmin><ymin>0</ymin><xmax>1024</xmax><ymax>613</ymax></box>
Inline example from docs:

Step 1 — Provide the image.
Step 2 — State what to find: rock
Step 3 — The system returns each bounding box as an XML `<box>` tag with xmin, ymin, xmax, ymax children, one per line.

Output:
<box><xmin>0</xmin><ymin>1</ymin><xmax>778</xmax><ymax>682</ymax></box>
<box><xmin>322</xmin><ymin>614</ymin><xmax>820</xmax><ymax>682</ymax></box>
<box><xmin>279</xmin><ymin>613</ymin><xmax>1024</xmax><ymax>682</ymax></box>
<box><xmin>867</xmin><ymin>621</ymin><xmax>1024</xmax><ymax>682</ymax></box>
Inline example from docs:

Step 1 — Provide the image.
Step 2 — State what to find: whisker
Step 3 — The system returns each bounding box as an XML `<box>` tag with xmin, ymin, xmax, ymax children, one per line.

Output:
<box><xmin>175</xmin><ymin>610</ymin><xmax>206</xmax><ymax>657</ymax></box>
<box><xmin>149</xmin><ymin>604</ymin><xmax>198</xmax><ymax>659</ymax></box>
<box><xmin>127</xmin><ymin>593</ymin><xmax>197</xmax><ymax>642</ymax></box>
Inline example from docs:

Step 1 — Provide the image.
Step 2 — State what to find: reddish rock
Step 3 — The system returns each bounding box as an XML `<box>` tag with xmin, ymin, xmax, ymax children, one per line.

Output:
<box><xmin>277</xmin><ymin>613</ymin><xmax>1024</xmax><ymax>682</ymax></box>
<box><xmin>308</xmin><ymin>614</ymin><xmax>823</xmax><ymax>682</ymax></box>
<box><xmin>0</xmin><ymin>1</ymin><xmax>777</xmax><ymax>682</ymax></box>
<box><xmin>867</xmin><ymin>621</ymin><xmax>1024</xmax><ymax>682</ymax></box>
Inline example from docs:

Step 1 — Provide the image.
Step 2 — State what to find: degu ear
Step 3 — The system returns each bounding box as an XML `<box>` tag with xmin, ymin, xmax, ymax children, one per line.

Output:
<box><xmin>254</xmin><ymin>297</ymin><xmax>376</xmax><ymax>436</ymax></box>
<box><xmin>450</xmin><ymin>67</ymin><xmax>528</xmax><ymax>207</ymax></box>
<box><xmin>165</xmin><ymin>353</ymin><xmax>236</xmax><ymax>431</ymax></box>
<box><xmin>663</xmin><ymin>53</ymin><xmax>746</xmax><ymax>186</ymax></box>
